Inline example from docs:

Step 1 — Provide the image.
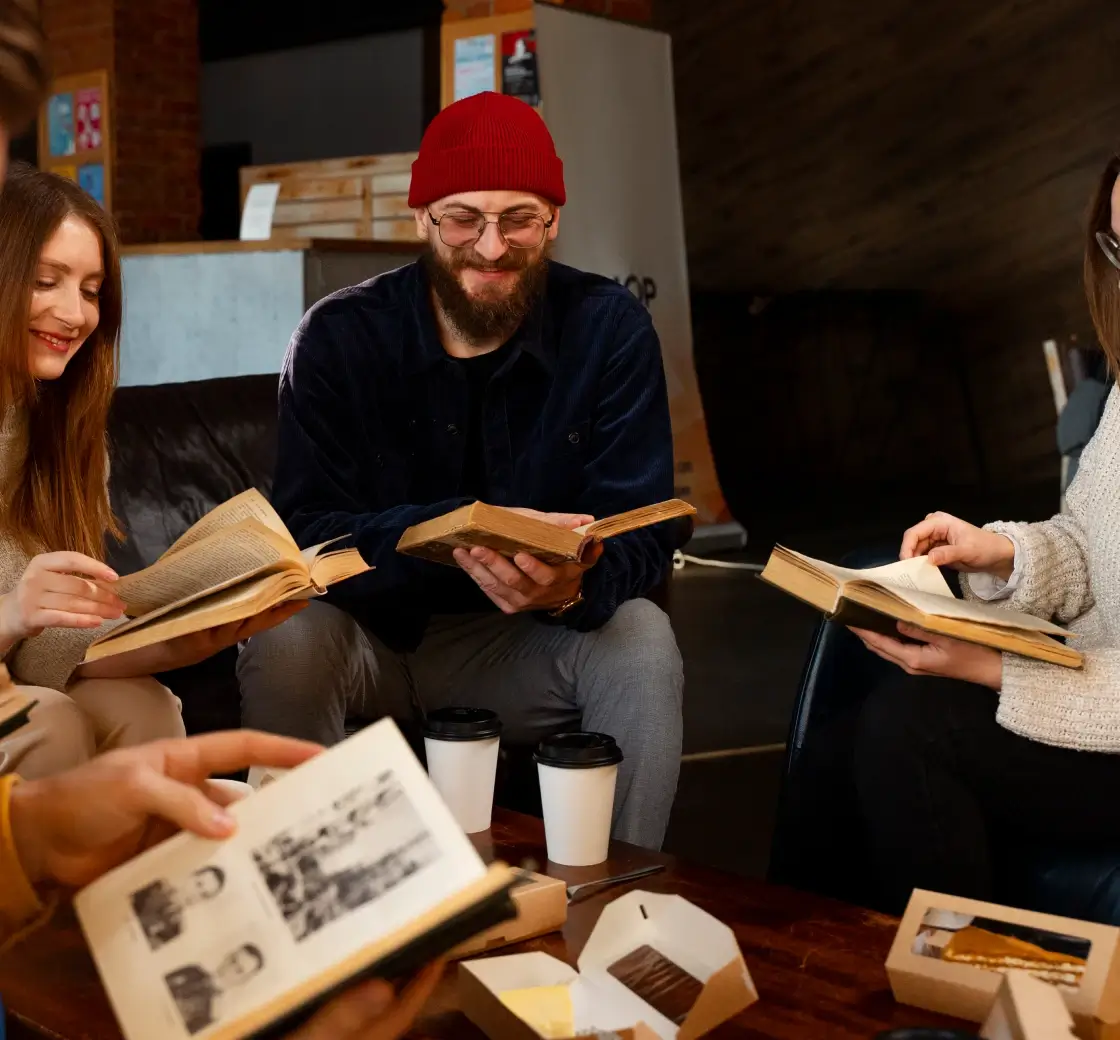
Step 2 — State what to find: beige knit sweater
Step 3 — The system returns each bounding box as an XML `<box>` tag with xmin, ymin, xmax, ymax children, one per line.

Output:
<box><xmin>962</xmin><ymin>384</ymin><xmax>1120</xmax><ymax>751</ymax></box>
<box><xmin>0</xmin><ymin>409</ymin><xmax>122</xmax><ymax>692</ymax></box>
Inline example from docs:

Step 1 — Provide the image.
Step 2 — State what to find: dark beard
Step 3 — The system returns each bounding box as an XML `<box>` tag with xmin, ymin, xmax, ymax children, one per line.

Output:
<box><xmin>422</xmin><ymin>243</ymin><xmax>548</xmax><ymax>346</ymax></box>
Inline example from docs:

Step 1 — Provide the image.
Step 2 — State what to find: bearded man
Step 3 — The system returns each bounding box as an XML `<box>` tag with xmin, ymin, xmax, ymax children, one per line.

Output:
<box><xmin>237</xmin><ymin>92</ymin><xmax>685</xmax><ymax>850</ymax></box>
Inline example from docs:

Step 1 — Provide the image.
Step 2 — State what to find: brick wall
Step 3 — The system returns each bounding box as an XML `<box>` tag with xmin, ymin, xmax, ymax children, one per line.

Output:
<box><xmin>443</xmin><ymin>0</ymin><xmax>651</xmax><ymax>21</ymax></box>
<box><xmin>111</xmin><ymin>0</ymin><xmax>200</xmax><ymax>243</ymax></box>
<box><xmin>41</xmin><ymin>0</ymin><xmax>201</xmax><ymax>244</ymax></box>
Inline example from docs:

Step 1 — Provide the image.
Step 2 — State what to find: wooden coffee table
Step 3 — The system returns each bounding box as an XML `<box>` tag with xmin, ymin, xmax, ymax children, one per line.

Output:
<box><xmin>1</xmin><ymin>809</ymin><xmax>969</xmax><ymax>1039</ymax></box>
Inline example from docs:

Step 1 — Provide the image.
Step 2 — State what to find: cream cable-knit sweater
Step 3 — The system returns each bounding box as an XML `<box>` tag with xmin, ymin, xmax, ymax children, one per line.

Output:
<box><xmin>960</xmin><ymin>384</ymin><xmax>1120</xmax><ymax>751</ymax></box>
<box><xmin>0</xmin><ymin>409</ymin><xmax>122</xmax><ymax>692</ymax></box>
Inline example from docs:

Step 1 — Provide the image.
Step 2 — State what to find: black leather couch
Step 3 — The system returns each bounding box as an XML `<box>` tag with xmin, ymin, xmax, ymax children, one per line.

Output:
<box><xmin>768</xmin><ymin>546</ymin><xmax>1120</xmax><ymax>925</ymax></box>
<box><xmin>107</xmin><ymin>374</ymin><xmax>278</xmax><ymax>736</ymax></box>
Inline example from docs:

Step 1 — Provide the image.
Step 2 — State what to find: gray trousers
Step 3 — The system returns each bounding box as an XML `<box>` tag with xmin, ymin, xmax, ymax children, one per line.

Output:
<box><xmin>237</xmin><ymin>598</ymin><xmax>683</xmax><ymax>850</ymax></box>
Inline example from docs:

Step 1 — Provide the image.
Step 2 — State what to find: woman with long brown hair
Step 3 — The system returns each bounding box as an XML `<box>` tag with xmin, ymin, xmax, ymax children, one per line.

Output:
<box><xmin>0</xmin><ymin>163</ymin><xmax>304</xmax><ymax>779</ymax></box>
<box><xmin>826</xmin><ymin>151</ymin><xmax>1120</xmax><ymax>913</ymax></box>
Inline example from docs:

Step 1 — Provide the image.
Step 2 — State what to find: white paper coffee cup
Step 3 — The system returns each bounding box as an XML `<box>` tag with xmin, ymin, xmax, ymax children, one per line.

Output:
<box><xmin>423</xmin><ymin>707</ymin><xmax>503</xmax><ymax>834</ymax></box>
<box><xmin>535</xmin><ymin>732</ymin><xmax>623</xmax><ymax>866</ymax></box>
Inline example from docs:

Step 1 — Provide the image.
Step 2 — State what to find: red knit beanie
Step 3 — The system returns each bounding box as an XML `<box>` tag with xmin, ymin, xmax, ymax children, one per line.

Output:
<box><xmin>408</xmin><ymin>92</ymin><xmax>566</xmax><ymax>208</ymax></box>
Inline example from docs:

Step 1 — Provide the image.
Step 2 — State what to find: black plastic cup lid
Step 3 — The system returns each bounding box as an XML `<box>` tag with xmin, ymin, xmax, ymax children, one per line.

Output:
<box><xmin>422</xmin><ymin>707</ymin><xmax>502</xmax><ymax>741</ymax></box>
<box><xmin>534</xmin><ymin>732</ymin><xmax>623</xmax><ymax>769</ymax></box>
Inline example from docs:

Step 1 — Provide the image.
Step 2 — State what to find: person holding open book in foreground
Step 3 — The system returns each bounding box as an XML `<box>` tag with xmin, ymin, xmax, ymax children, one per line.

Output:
<box><xmin>0</xmin><ymin>728</ymin><xmax>443</xmax><ymax>1040</ymax></box>
<box><xmin>238</xmin><ymin>91</ymin><xmax>688</xmax><ymax>851</ymax></box>
<box><xmin>830</xmin><ymin>152</ymin><xmax>1120</xmax><ymax>912</ymax></box>
<box><xmin>0</xmin><ymin>164</ymin><xmax>305</xmax><ymax>780</ymax></box>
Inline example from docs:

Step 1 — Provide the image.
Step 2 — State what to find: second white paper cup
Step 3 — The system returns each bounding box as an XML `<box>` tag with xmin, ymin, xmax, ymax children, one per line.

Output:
<box><xmin>423</xmin><ymin>707</ymin><xmax>503</xmax><ymax>834</ymax></box>
<box><xmin>535</xmin><ymin>732</ymin><xmax>623</xmax><ymax>867</ymax></box>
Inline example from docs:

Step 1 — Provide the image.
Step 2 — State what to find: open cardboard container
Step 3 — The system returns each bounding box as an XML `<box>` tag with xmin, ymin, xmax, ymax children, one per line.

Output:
<box><xmin>450</xmin><ymin>872</ymin><xmax>567</xmax><ymax>960</ymax></box>
<box><xmin>981</xmin><ymin>971</ymin><xmax>1078</xmax><ymax>1040</ymax></box>
<box><xmin>459</xmin><ymin>890</ymin><xmax>757</xmax><ymax>1040</ymax></box>
<box><xmin>887</xmin><ymin>889</ymin><xmax>1120</xmax><ymax>1039</ymax></box>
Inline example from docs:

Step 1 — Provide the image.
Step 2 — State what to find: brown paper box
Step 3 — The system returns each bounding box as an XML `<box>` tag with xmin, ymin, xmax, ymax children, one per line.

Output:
<box><xmin>887</xmin><ymin>889</ymin><xmax>1120</xmax><ymax>1038</ymax></box>
<box><xmin>449</xmin><ymin>872</ymin><xmax>567</xmax><ymax>960</ymax></box>
<box><xmin>981</xmin><ymin>971</ymin><xmax>1078</xmax><ymax>1040</ymax></box>
<box><xmin>459</xmin><ymin>889</ymin><xmax>758</xmax><ymax>1040</ymax></box>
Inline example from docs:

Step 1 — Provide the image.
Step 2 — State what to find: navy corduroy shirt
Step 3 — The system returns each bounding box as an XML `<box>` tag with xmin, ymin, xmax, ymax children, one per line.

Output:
<box><xmin>274</xmin><ymin>259</ymin><xmax>677</xmax><ymax>652</ymax></box>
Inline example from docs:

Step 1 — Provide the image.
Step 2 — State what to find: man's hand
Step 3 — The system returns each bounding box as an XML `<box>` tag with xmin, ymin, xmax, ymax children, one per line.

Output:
<box><xmin>78</xmin><ymin>601</ymin><xmax>309</xmax><ymax>679</ymax></box>
<box><xmin>850</xmin><ymin>623</ymin><xmax>1004</xmax><ymax>689</ymax></box>
<box><xmin>289</xmin><ymin>962</ymin><xmax>443</xmax><ymax>1040</ymax></box>
<box><xmin>9</xmin><ymin>730</ymin><xmax>321</xmax><ymax>889</ymax></box>
<box><xmin>453</xmin><ymin>508</ymin><xmax>602</xmax><ymax>614</ymax></box>
<box><xmin>900</xmin><ymin>512</ymin><xmax>1016</xmax><ymax>580</ymax></box>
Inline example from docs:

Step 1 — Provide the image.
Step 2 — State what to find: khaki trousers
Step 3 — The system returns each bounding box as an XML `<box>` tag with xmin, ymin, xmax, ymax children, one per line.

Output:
<box><xmin>0</xmin><ymin>676</ymin><xmax>185</xmax><ymax>779</ymax></box>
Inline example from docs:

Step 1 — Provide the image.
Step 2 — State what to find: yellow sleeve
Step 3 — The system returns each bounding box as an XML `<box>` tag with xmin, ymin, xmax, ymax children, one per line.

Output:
<box><xmin>0</xmin><ymin>773</ymin><xmax>54</xmax><ymax>952</ymax></box>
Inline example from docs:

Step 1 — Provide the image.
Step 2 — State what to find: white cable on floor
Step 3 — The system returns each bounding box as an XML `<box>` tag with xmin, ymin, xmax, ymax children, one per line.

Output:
<box><xmin>673</xmin><ymin>550</ymin><xmax>765</xmax><ymax>573</ymax></box>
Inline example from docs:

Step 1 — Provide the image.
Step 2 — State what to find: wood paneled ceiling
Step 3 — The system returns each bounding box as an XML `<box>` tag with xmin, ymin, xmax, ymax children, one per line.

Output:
<box><xmin>659</xmin><ymin>0</ymin><xmax>1120</xmax><ymax>307</ymax></box>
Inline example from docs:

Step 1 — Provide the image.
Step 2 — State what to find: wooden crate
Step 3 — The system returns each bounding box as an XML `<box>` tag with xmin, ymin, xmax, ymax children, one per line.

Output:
<box><xmin>239</xmin><ymin>153</ymin><xmax>419</xmax><ymax>243</ymax></box>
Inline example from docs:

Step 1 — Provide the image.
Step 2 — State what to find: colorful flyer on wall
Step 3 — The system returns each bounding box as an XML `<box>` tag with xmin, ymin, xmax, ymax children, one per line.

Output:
<box><xmin>453</xmin><ymin>34</ymin><xmax>495</xmax><ymax>101</ymax></box>
<box><xmin>78</xmin><ymin>164</ymin><xmax>105</xmax><ymax>206</ymax></box>
<box><xmin>75</xmin><ymin>87</ymin><xmax>103</xmax><ymax>151</ymax></box>
<box><xmin>501</xmin><ymin>30</ymin><xmax>540</xmax><ymax>107</ymax></box>
<box><xmin>47</xmin><ymin>93</ymin><xmax>75</xmax><ymax>157</ymax></box>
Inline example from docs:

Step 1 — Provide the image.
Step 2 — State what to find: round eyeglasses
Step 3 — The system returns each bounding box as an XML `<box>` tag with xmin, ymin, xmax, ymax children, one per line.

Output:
<box><xmin>1096</xmin><ymin>230</ymin><xmax>1120</xmax><ymax>272</ymax></box>
<box><xmin>428</xmin><ymin>207</ymin><xmax>554</xmax><ymax>250</ymax></box>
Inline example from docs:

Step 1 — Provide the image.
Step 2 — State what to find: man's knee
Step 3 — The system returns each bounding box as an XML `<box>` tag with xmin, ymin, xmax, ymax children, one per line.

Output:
<box><xmin>238</xmin><ymin>601</ymin><xmax>357</xmax><ymax>690</ymax></box>
<box><xmin>600</xmin><ymin>599</ymin><xmax>682</xmax><ymax>683</ymax></box>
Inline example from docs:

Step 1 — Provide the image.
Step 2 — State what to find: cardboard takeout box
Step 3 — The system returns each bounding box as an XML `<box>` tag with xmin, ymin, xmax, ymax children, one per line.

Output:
<box><xmin>887</xmin><ymin>889</ymin><xmax>1120</xmax><ymax>1038</ymax></box>
<box><xmin>459</xmin><ymin>889</ymin><xmax>757</xmax><ymax>1040</ymax></box>
<box><xmin>450</xmin><ymin>872</ymin><xmax>567</xmax><ymax>960</ymax></box>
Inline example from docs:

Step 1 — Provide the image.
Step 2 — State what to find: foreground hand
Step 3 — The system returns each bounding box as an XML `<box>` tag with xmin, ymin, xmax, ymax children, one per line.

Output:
<box><xmin>850</xmin><ymin>623</ymin><xmax>1003</xmax><ymax>689</ymax></box>
<box><xmin>454</xmin><ymin>541</ymin><xmax>604</xmax><ymax>614</ymax></box>
<box><xmin>9</xmin><ymin>730</ymin><xmax>321</xmax><ymax>889</ymax></box>
<box><xmin>0</xmin><ymin>552</ymin><xmax>124</xmax><ymax>643</ymax></box>
<box><xmin>291</xmin><ymin>961</ymin><xmax>444</xmax><ymax>1040</ymax></box>
<box><xmin>900</xmin><ymin>512</ymin><xmax>1015</xmax><ymax>579</ymax></box>
<box><xmin>78</xmin><ymin>601</ymin><xmax>310</xmax><ymax>679</ymax></box>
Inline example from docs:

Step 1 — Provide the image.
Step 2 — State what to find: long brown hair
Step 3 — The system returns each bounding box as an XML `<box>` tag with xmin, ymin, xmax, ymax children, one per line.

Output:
<box><xmin>0</xmin><ymin>163</ymin><xmax>122</xmax><ymax>558</ymax></box>
<box><xmin>1086</xmin><ymin>151</ymin><xmax>1120</xmax><ymax>376</ymax></box>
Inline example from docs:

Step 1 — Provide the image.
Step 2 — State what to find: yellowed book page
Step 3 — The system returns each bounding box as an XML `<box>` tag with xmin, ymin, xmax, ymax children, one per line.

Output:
<box><xmin>115</xmin><ymin>519</ymin><xmax>303</xmax><ymax>617</ymax></box>
<box><xmin>162</xmin><ymin>489</ymin><xmax>295</xmax><ymax>559</ymax></box>
<box><xmin>779</xmin><ymin>547</ymin><xmax>1070</xmax><ymax>637</ymax></box>
<box><xmin>578</xmin><ymin>499</ymin><xmax>697</xmax><ymax>540</ymax></box>
<box><xmin>308</xmin><ymin>547</ymin><xmax>371</xmax><ymax>589</ymax></box>
<box><xmin>84</xmin><ymin>570</ymin><xmax>309</xmax><ymax>662</ymax></box>
<box><xmin>854</xmin><ymin>583</ymin><xmax>1070</xmax><ymax>636</ymax></box>
<box><xmin>781</xmin><ymin>548</ymin><xmax>954</xmax><ymax>598</ymax></box>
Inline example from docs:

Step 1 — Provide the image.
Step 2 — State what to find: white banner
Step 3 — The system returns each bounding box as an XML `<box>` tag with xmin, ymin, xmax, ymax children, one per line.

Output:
<box><xmin>534</xmin><ymin>3</ymin><xmax>730</xmax><ymax>526</ymax></box>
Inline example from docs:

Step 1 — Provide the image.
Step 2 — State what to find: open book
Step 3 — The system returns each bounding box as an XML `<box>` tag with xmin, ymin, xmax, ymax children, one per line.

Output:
<box><xmin>760</xmin><ymin>545</ymin><xmax>1082</xmax><ymax>668</ymax></box>
<box><xmin>0</xmin><ymin>663</ymin><xmax>36</xmax><ymax>741</ymax></box>
<box><xmin>396</xmin><ymin>499</ymin><xmax>697</xmax><ymax>567</ymax></box>
<box><xmin>82</xmin><ymin>489</ymin><xmax>369</xmax><ymax>664</ymax></box>
<box><xmin>74</xmin><ymin>718</ymin><xmax>519</xmax><ymax>1040</ymax></box>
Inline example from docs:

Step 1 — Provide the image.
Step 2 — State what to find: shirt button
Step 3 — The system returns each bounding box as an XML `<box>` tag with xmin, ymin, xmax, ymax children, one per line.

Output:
<box><xmin>447</xmin><ymin>424</ymin><xmax>459</xmax><ymax>435</ymax></box>
<box><xmin>568</xmin><ymin>431</ymin><xmax>580</xmax><ymax>444</ymax></box>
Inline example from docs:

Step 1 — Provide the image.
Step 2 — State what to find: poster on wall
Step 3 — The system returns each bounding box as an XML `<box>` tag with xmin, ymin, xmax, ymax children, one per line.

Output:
<box><xmin>535</xmin><ymin>5</ymin><xmax>736</xmax><ymax>534</ymax></box>
<box><xmin>453</xmin><ymin>34</ymin><xmax>495</xmax><ymax>101</ymax></box>
<box><xmin>501</xmin><ymin>30</ymin><xmax>540</xmax><ymax>107</ymax></box>
<box><xmin>78</xmin><ymin>164</ymin><xmax>105</xmax><ymax>206</ymax></box>
<box><xmin>47</xmin><ymin>93</ymin><xmax>75</xmax><ymax>157</ymax></box>
<box><xmin>75</xmin><ymin>87</ymin><xmax>103</xmax><ymax>151</ymax></box>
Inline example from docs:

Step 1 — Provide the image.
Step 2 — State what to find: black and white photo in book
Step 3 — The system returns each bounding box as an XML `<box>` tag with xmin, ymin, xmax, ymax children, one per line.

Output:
<box><xmin>130</xmin><ymin>866</ymin><xmax>227</xmax><ymax>951</ymax></box>
<box><xmin>164</xmin><ymin>942</ymin><xmax>266</xmax><ymax>1036</ymax></box>
<box><xmin>251</xmin><ymin>770</ymin><xmax>440</xmax><ymax>942</ymax></box>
